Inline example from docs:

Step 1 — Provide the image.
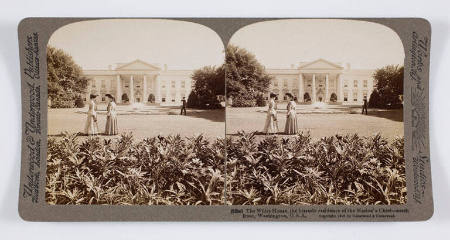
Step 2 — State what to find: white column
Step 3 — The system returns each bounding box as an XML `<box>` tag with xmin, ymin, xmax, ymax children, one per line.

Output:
<box><xmin>325</xmin><ymin>74</ymin><xmax>329</xmax><ymax>103</ymax></box>
<box><xmin>116</xmin><ymin>75</ymin><xmax>121</xmax><ymax>103</ymax></box>
<box><xmin>298</xmin><ymin>73</ymin><xmax>304</xmax><ymax>102</ymax></box>
<box><xmin>166</xmin><ymin>79</ymin><xmax>170</xmax><ymax>103</ymax></box>
<box><xmin>358</xmin><ymin>80</ymin><xmax>362</xmax><ymax>103</ymax></box>
<box><xmin>338</xmin><ymin>74</ymin><xmax>344</xmax><ymax>103</ymax></box>
<box><xmin>175</xmin><ymin>80</ymin><xmax>181</xmax><ymax>103</ymax></box>
<box><xmin>312</xmin><ymin>74</ymin><xmax>316</xmax><ymax>103</ymax></box>
<box><xmin>143</xmin><ymin>75</ymin><xmax>147</xmax><ymax>104</ymax></box>
<box><xmin>154</xmin><ymin>75</ymin><xmax>161</xmax><ymax>103</ymax></box>
<box><xmin>130</xmin><ymin>75</ymin><xmax>134</xmax><ymax>103</ymax></box>
<box><xmin>349</xmin><ymin>86</ymin><xmax>353</xmax><ymax>104</ymax></box>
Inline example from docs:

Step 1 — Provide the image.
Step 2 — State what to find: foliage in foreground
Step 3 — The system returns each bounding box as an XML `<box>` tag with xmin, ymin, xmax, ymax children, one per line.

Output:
<box><xmin>46</xmin><ymin>132</ymin><xmax>406</xmax><ymax>205</ymax></box>
<box><xmin>226</xmin><ymin>132</ymin><xmax>406</xmax><ymax>205</ymax></box>
<box><xmin>46</xmin><ymin>133</ymin><xmax>225</xmax><ymax>205</ymax></box>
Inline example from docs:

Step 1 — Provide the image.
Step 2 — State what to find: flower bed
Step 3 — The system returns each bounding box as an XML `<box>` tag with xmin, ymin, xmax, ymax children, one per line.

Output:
<box><xmin>226</xmin><ymin>131</ymin><xmax>406</xmax><ymax>205</ymax></box>
<box><xmin>46</xmin><ymin>131</ymin><xmax>405</xmax><ymax>205</ymax></box>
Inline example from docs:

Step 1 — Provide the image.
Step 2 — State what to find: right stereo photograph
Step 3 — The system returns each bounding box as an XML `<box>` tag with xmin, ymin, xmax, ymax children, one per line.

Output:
<box><xmin>225</xmin><ymin>19</ymin><xmax>406</xmax><ymax>205</ymax></box>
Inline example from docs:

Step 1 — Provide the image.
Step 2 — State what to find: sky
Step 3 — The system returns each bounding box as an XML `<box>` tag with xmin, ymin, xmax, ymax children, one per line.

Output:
<box><xmin>230</xmin><ymin>19</ymin><xmax>405</xmax><ymax>69</ymax></box>
<box><xmin>48</xmin><ymin>19</ymin><xmax>225</xmax><ymax>70</ymax></box>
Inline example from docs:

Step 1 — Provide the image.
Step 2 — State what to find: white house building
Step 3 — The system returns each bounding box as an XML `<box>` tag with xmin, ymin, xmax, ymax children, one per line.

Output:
<box><xmin>267</xmin><ymin>59</ymin><xmax>376</xmax><ymax>105</ymax></box>
<box><xmin>83</xmin><ymin>58</ymin><xmax>375</xmax><ymax>106</ymax></box>
<box><xmin>83</xmin><ymin>59</ymin><xmax>193</xmax><ymax>105</ymax></box>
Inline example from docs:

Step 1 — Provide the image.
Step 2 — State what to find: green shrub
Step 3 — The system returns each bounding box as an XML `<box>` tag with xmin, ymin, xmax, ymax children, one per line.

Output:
<box><xmin>226</xmin><ymin>131</ymin><xmax>406</xmax><ymax>205</ymax></box>
<box><xmin>74</xmin><ymin>95</ymin><xmax>85</xmax><ymax>108</ymax></box>
<box><xmin>46</xmin><ymin>132</ymin><xmax>405</xmax><ymax>205</ymax></box>
<box><xmin>232</xmin><ymin>96</ymin><xmax>256</xmax><ymax>107</ymax></box>
<box><xmin>50</xmin><ymin>98</ymin><xmax>74</xmax><ymax>108</ymax></box>
<box><xmin>46</xmin><ymin>133</ymin><xmax>225</xmax><ymax>205</ymax></box>
<box><xmin>255</xmin><ymin>94</ymin><xmax>266</xmax><ymax>107</ymax></box>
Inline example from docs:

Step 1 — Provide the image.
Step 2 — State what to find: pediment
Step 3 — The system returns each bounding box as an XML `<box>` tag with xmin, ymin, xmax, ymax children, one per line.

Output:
<box><xmin>116</xmin><ymin>60</ymin><xmax>161</xmax><ymax>71</ymax></box>
<box><xmin>299</xmin><ymin>59</ymin><xmax>343</xmax><ymax>70</ymax></box>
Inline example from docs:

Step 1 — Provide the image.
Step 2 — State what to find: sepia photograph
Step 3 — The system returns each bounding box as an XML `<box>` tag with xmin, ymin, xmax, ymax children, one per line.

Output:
<box><xmin>225</xmin><ymin>19</ymin><xmax>406</xmax><ymax>205</ymax></box>
<box><xmin>45</xmin><ymin>19</ymin><xmax>226</xmax><ymax>205</ymax></box>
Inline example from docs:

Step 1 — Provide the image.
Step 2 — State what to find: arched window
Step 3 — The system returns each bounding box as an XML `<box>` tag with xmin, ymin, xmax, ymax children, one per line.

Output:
<box><xmin>330</xmin><ymin>93</ymin><xmax>337</xmax><ymax>102</ymax></box>
<box><xmin>304</xmin><ymin>92</ymin><xmax>311</xmax><ymax>102</ymax></box>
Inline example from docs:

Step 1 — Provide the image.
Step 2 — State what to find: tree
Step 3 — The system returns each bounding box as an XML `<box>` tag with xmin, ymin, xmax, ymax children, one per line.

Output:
<box><xmin>225</xmin><ymin>45</ymin><xmax>272</xmax><ymax>107</ymax></box>
<box><xmin>372</xmin><ymin>65</ymin><xmax>404</xmax><ymax>109</ymax></box>
<box><xmin>189</xmin><ymin>65</ymin><xmax>225</xmax><ymax>109</ymax></box>
<box><xmin>47</xmin><ymin>46</ymin><xmax>89</xmax><ymax>108</ymax></box>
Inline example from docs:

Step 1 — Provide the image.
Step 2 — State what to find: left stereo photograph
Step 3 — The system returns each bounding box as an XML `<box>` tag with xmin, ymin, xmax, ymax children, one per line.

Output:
<box><xmin>45</xmin><ymin>19</ymin><xmax>226</xmax><ymax>205</ymax></box>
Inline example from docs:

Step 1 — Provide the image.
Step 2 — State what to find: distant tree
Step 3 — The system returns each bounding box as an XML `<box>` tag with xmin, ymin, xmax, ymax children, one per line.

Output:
<box><xmin>372</xmin><ymin>65</ymin><xmax>404</xmax><ymax>108</ymax></box>
<box><xmin>189</xmin><ymin>65</ymin><xmax>225</xmax><ymax>109</ymax></box>
<box><xmin>74</xmin><ymin>95</ymin><xmax>85</xmax><ymax>108</ymax></box>
<box><xmin>47</xmin><ymin>46</ymin><xmax>89</xmax><ymax>108</ymax></box>
<box><xmin>368</xmin><ymin>89</ymin><xmax>381</xmax><ymax>108</ymax></box>
<box><xmin>255</xmin><ymin>94</ymin><xmax>266</xmax><ymax>107</ymax></box>
<box><xmin>225</xmin><ymin>45</ymin><xmax>272</xmax><ymax>107</ymax></box>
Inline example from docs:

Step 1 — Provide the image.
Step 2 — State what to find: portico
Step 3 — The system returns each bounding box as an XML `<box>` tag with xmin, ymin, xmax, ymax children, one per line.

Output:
<box><xmin>267</xmin><ymin>58</ymin><xmax>374</xmax><ymax>105</ymax></box>
<box><xmin>83</xmin><ymin>60</ymin><xmax>193</xmax><ymax>105</ymax></box>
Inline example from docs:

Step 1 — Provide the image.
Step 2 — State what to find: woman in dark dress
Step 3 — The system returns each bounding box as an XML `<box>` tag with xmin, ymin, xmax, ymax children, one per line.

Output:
<box><xmin>104</xmin><ymin>94</ymin><xmax>118</xmax><ymax>135</ymax></box>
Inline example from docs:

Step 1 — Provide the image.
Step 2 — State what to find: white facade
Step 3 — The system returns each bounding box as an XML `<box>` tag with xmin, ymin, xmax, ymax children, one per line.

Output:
<box><xmin>267</xmin><ymin>59</ymin><xmax>375</xmax><ymax>105</ymax></box>
<box><xmin>83</xmin><ymin>59</ymin><xmax>193</xmax><ymax>105</ymax></box>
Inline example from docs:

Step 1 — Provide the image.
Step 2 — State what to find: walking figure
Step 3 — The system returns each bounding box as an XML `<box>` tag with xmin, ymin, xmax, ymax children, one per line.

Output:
<box><xmin>362</xmin><ymin>98</ymin><xmax>368</xmax><ymax>115</ymax></box>
<box><xmin>180</xmin><ymin>97</ymin><xmax>187</xmax><ymax>115</ymax></box>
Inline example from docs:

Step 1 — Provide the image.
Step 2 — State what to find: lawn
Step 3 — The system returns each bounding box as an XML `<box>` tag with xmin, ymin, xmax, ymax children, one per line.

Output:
<box><xmin>48</xmin><ymin>107</ymin><xmax>225</xmax><ymax>140</ymax></box>
<box><xmin>226</xmin><ymin>107</ymin><xmax>404</xmax><ymax>141</ymax></box>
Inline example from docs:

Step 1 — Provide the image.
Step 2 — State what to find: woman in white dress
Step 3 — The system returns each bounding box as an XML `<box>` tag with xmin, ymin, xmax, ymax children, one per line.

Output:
<box><xmin>263</xmin><ymin>93</ymin><xmax>279</xmax><ymax>134</ymax></box>
<box><xmin>84</xmin><ymin>94</ymin><xmax>99</xmax><ymax>135</ymax></box>
<box><xmin>104</xmin><ymin>94</ymin><xmax>118</xmax><ymax>135</ymax></box>
<box><xmin>284</xmin><ymin>93</ymin><xmax>299</xmax><ymax>135</ymax></box>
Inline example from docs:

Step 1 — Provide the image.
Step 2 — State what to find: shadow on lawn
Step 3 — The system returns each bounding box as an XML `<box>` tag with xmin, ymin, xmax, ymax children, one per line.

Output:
<box><xmin>184</xmin><ymin>108</ymin><xmax>225</xmax><ymax>123</ymax></box>
<box><xmin>367</xmin><ymin>109</ymin><xmax>403</xmax><ymax>122</ymax></box>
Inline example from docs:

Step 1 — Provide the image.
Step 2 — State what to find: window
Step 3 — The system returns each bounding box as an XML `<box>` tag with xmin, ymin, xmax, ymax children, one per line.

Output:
<box><xmin>181</xmin><ymin>81</ymin><xmax>185</xmax><ymax>88</ymax></box>
<box><xmin>363</xmin><ymin>91</ymin><xmax>368</xmax><ymax>100</ymax></box>
<box><xmin>283</xmin><ymin>79</ymin><xmax>288</xmax><ymax>87</ymax></box>
<box><xmin>354</xmin><ymin>80</ymin><xmax>358</xmax><ymax>88</ymax></box>
<box><xmin>274</xmin><ymin>81</ymin><xmax>278</xmax><ymax>87</ymax></box>
<box><xmin>344</xmin><ymin>92</ymin><xmax>348</xmax><ymax>102</ymax></box>
<box><xmin>353</xmin><ymin>92</ymin><xmax>358</xmax><ymax>102</ymax></box>
<box><xmin>101</xmin><ymin>80</ymin><xmax>106</xmax><ymax>88</ymax></box>
<box><xmin>162</xmin><ymin>97</ymin><xmax>166</xmax><ymax>102</ymax></box>
<box><xmin>171</xmin><ymin>80</ymin><xmax>176</xmax><ymax>88</ymax></box>
<box><xmin>363</xmin><ymin>80</ymin><xmax>368</xmax><ymax>88</ymax></box>
<box><xmin>344</xmin><ymin>80</ymin><xmax>348</xmax><ymax>87</ymax></box>
<box><xmin>102</xmin><ymin>96</ymin><xmax>105</xmax><ymax>102</ymax></box>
